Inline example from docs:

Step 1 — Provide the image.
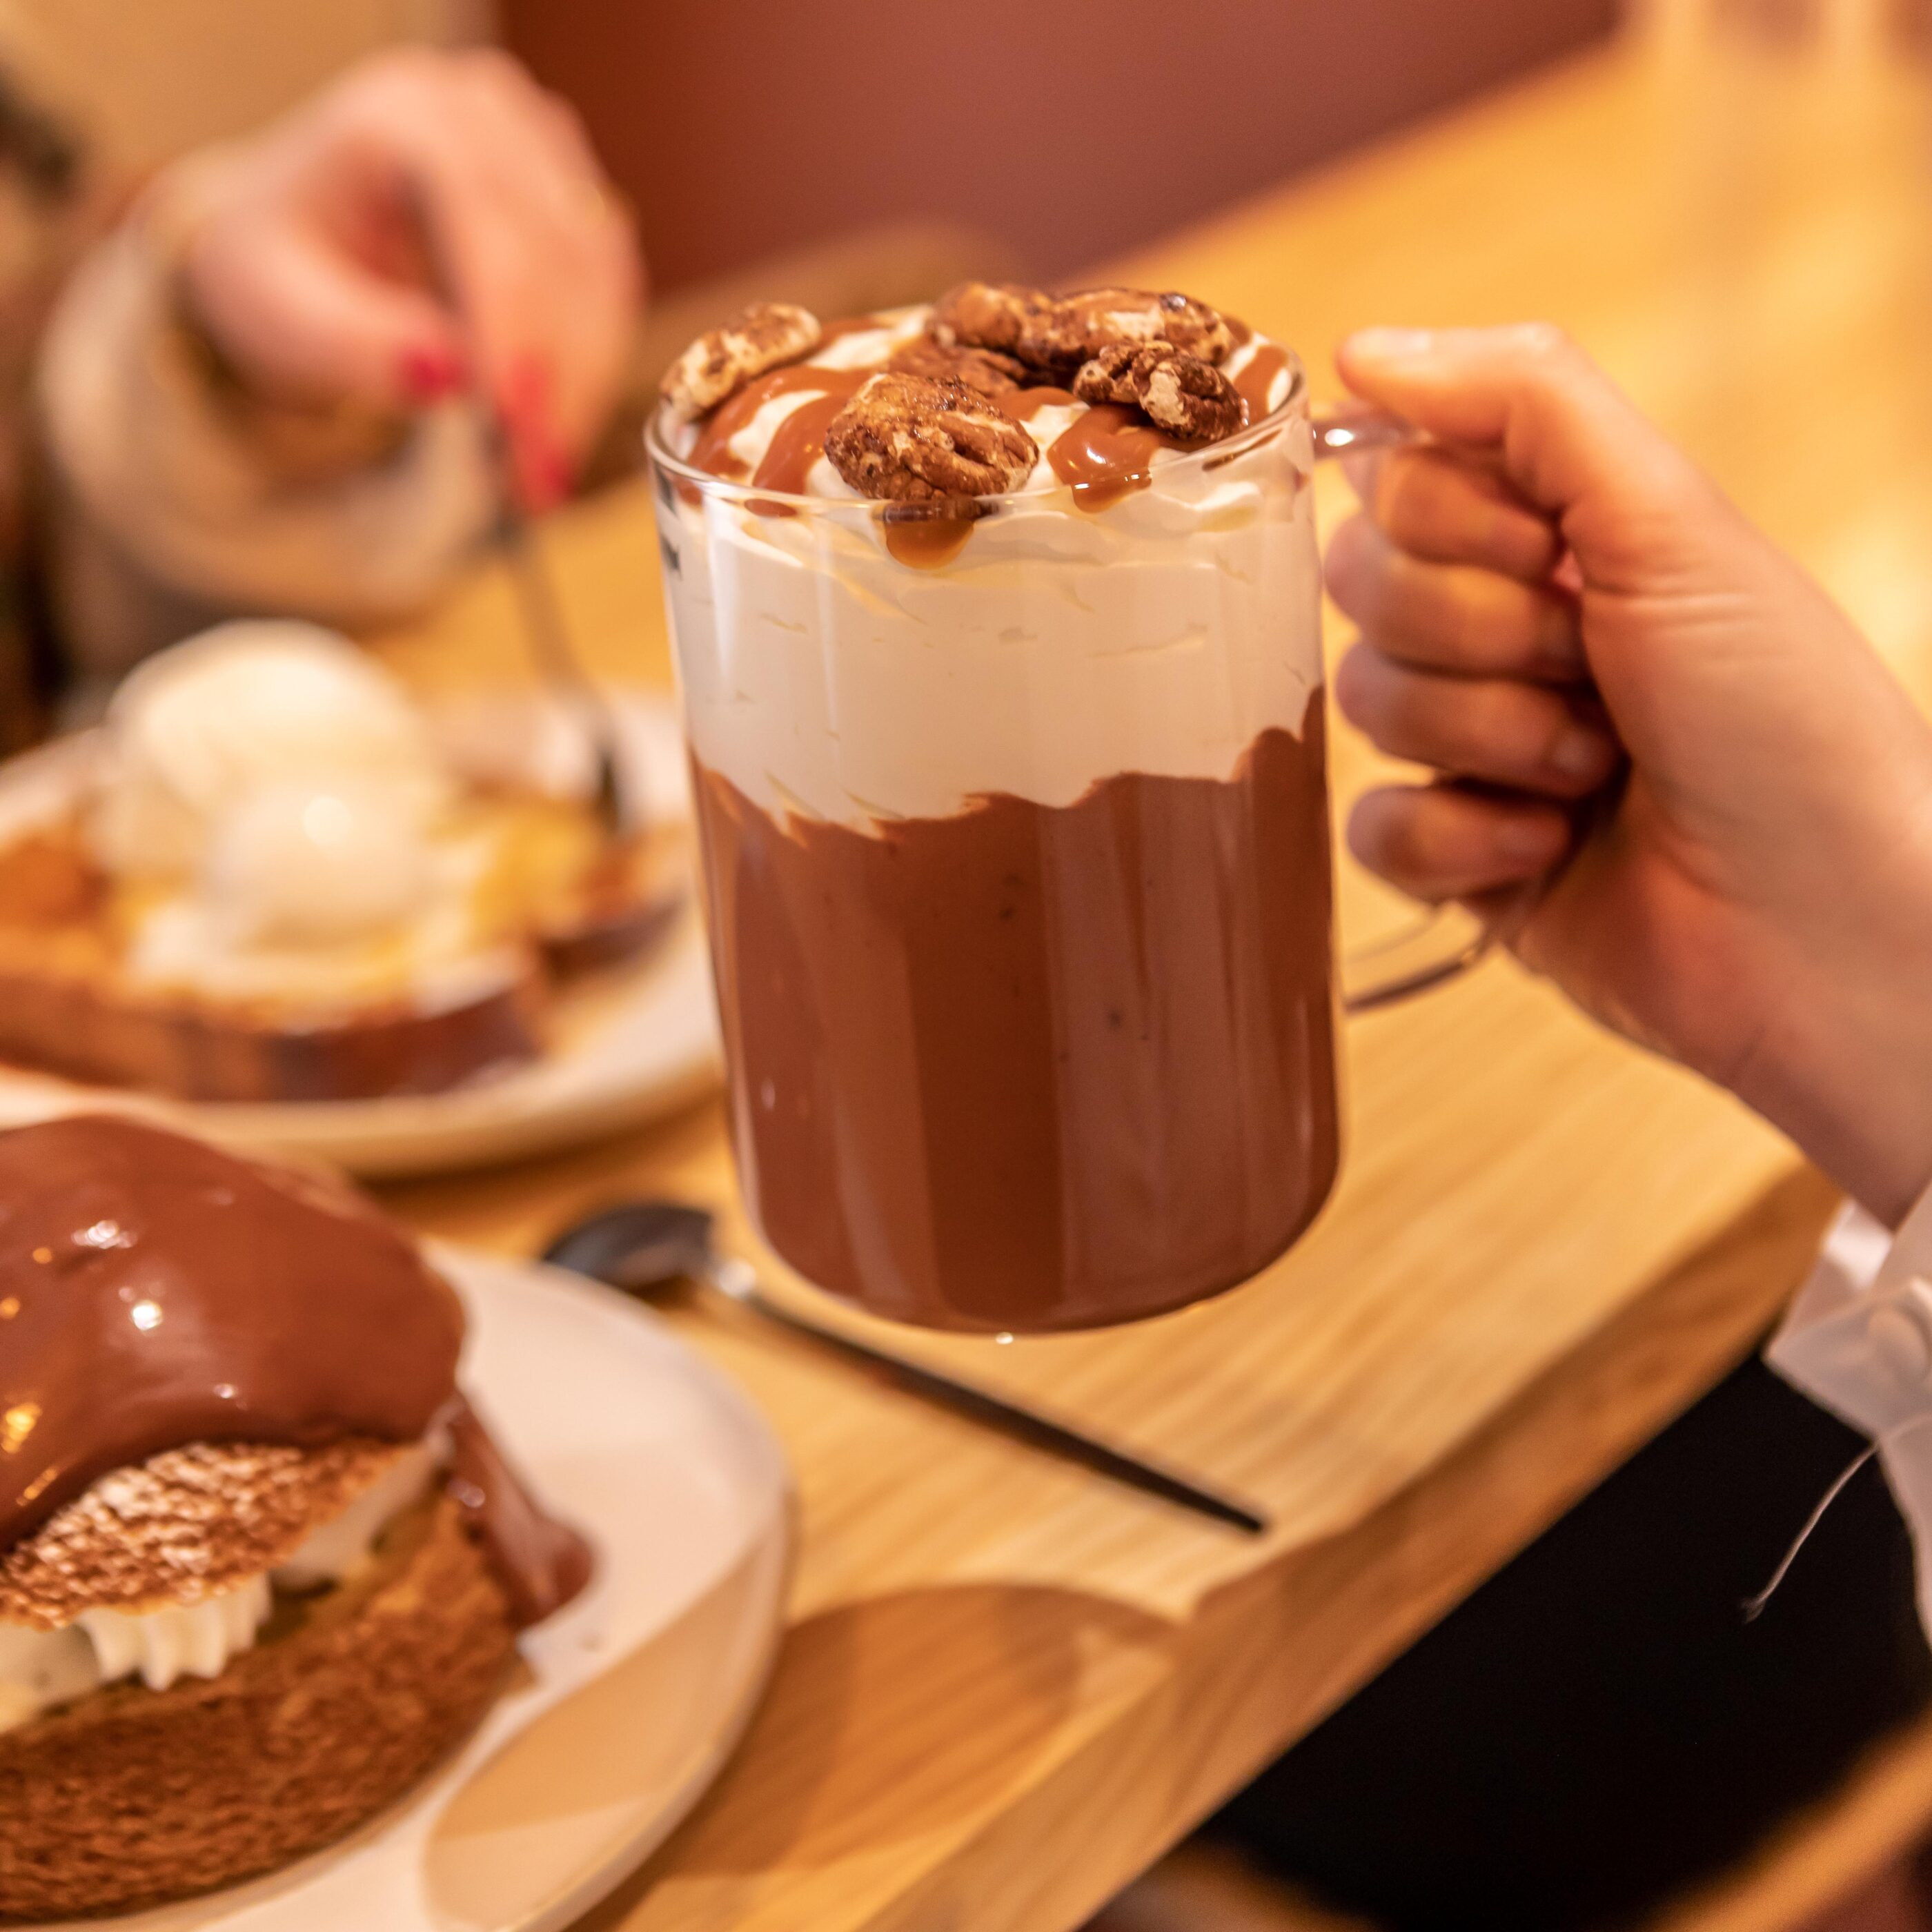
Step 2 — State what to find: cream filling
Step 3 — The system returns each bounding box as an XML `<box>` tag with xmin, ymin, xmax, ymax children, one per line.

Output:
<box><xmin>0</xmin><ymin>1443</ymin><xmax>437</xmax><ymax>1732</ymax></box>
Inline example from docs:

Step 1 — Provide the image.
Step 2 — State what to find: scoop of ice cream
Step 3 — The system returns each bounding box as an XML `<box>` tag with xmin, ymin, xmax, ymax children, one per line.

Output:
<box><xmin>201</xmin><ymin>779</ymin><xmax>435</xmax><ymax>948</ymax></box>
<box><xmin>89</xmin><ymin>621</ymin><xmax>446</xmax><ymax>880</ymax></box>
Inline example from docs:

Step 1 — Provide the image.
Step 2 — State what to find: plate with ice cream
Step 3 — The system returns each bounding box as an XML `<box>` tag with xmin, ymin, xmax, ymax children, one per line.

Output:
<box><xmin>0</xmin><ymin>622</ymin><xmax>722</xmax><ymax>1176</ymax></box>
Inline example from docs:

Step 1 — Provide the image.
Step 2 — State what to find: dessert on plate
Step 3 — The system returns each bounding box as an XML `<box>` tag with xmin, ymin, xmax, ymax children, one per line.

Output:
<box><xmin>0</xmin><ymin>622</ymin><xmax>683</xmax><ymax>1104</ymax></box>
<box><xmin>650</xmin><ymin>284</ymin><xmax>1339</xmax><ymax>1332</ymax></box>
<box><xmin>0</xmin><ymin>1112</ymin><xmax>592</xmax><ymax>1920</ymax></box>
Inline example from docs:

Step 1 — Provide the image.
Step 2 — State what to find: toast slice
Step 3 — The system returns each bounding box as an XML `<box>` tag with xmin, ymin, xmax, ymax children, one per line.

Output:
<box><xmin>0</xmin><ymin>740</ymin><xmax>684</xmax><ymax>1104</ymax></box>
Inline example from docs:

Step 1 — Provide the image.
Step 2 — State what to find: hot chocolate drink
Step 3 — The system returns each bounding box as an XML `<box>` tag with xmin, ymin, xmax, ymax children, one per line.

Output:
<box><xmin>652</xmin><ymin>285</ymin><xmax>1339</xmax><ymax>1331</ymax></box>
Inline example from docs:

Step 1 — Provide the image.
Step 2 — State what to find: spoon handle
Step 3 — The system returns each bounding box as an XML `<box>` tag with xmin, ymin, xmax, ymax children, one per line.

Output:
<box><xmin>700</xmin><ymin>1256</ymin><xmax>1269</xmax><ymax>1536</ymax></box>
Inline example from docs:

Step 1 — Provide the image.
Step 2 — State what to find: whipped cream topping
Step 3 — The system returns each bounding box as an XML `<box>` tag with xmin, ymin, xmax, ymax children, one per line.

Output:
<box><xmin>0</xmin><ymin>1443</ymin><xmax>438</xmax><ymax>1731</ymax></box>
<box><xmin>655</xmin><ymin>305</ymin><xmax>1321</xmax><ymax>827</ymax></box>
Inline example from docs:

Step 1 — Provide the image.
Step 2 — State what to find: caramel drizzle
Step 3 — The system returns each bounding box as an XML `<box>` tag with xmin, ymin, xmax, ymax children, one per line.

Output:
<box><xmin>679</xmin><ymin>310</ymin><xmax>1281</xmax><ymax>544</ymax></box>
<box><xmin>688</xmin><ymin>363</ymin><xmax>869</xmax><ymax>499</ymax></box>
<box><xmin>1231</xmin><ymin>342</ymin><xmax>1289</xmax><ymax>423</ymax></box>
<box><xmin>1044</xmin><ymin>403</ymin><xmax>1186</xmax><ymax>511</ymax></box>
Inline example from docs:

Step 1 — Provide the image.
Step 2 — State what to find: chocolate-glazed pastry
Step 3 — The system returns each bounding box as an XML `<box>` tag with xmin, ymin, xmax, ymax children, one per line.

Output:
<box><xmin>0</xmin><ymin>1115</ymin><xmax>592</xmax><ymax>1919</ymax></box>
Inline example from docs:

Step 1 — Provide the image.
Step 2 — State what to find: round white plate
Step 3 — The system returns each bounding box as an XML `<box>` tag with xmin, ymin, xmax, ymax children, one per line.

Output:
<box><xmin>0</xmin><ymin>698</ymin><xmax>723</xmax><ymax>1177</ymax></box>
<box><xmin>38</xmin><ymin>1245</ymin><xmax>793</xmax><ymax>1932</ymax></box>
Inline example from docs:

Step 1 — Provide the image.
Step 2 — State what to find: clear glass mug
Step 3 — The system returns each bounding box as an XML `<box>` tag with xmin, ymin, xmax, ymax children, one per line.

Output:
<box><xmin>647</xmin><ymin>355</ymin><xmax>1485</xmax><ymax>1334</ymax></box>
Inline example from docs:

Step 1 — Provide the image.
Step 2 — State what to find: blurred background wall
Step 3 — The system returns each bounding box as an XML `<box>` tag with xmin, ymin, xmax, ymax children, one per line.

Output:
<box><xmin>0</xmin><ymin>0</ymin><xmax>484</xmax><ymax>171</ymax></box>
<box><xmin>500</xmin><ymin>0</ymin><xmax>1622</xmax><ymax>292</ymax></box>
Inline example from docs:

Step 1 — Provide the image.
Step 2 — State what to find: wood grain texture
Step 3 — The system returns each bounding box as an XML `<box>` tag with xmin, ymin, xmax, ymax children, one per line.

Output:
<box><xmin>364</xmin><ymin>21</ymin><xmax>1932</xmax><ymax>1927</ymax></box>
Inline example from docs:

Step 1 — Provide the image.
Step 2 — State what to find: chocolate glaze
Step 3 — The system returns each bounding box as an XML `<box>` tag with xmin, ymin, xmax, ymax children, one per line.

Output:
<box><xmin>447</xmin><ymin>1398</ymin><xmax>593</xmax><ymax>1627</ymax></box>
<box><xmin>691</xmin><ymin>693</ymin><xmax>1341</xmax><ymax>1332</ymax></box>
<box><xmin>0</xmin><ymin>1116</ymin><xmax>589</xmax><ymax>1628</ymax></box>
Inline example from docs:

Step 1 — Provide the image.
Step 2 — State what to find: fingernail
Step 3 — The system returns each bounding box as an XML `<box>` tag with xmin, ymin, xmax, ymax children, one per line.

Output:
<box><xmin>399</xmin><ymin>342</ymin><xmax>466</xmax><ymax>401</ymax></box>
<box><xmin>1348</xmin><ymin>327</ymin><xmax>1436</xmax><ymax>362</ymax></box>
<box><xmin>513</xmin><ymin>433</ymin><xmax>575</xmax><ymax>513</ymax></box>
<box><xmin>500</xmin><ymin>353</ymin><xmax>552</xmax><ymax>420</ymax></box>
<box><xmin>1499</xmin><ymin>816</ymin><xmax>1565</xmax><ymax>863</ymax></box>
<box><xmin>1549</xmin><ymin>726</ymin><xmax>1612</xmax><ymax>783</ymax></box>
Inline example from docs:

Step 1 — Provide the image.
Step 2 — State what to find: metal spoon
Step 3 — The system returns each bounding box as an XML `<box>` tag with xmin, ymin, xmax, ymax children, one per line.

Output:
<box><xmin>405</xmin><ymin>182</ymin><xmax>629</xmax><ymax>837</ymax></box>
<box><xmin>544</xmin><ymin>1200</ymin><xmax>1269</xmax><ymax>1535</ymax></box>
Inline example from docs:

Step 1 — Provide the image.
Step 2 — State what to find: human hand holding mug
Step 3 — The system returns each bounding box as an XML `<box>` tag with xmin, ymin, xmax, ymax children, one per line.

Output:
<box><xmin>1328</xmin><ymin>322</ymin><xmax>1932</xmax><ymax>1226</ymax></box>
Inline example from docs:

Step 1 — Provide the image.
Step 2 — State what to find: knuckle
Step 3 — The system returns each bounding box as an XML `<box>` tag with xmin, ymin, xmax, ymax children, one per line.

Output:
<box><xmin>1331</xmin><ymin>641</ymin><xmax>1382</xmax><ymax>721</ymax></box>
<box><xmin>1382</xmin><ymin>798</ymin><xmax>1446</xmax><ymax>876</ymax></box>
<box><xmin>1321</xmin><ymin>514</ymin><xmax>1379</xmax><ymax>610</ymax></box>
<box><xmin>1512</xmin><ymin>320</ymin><xmax>1573</xmax><ymax>362</ymax></box>
<box><xmin>1371</xmin><ymin>448</ymin><xmax>1434</xmax><ymax>540</ymax></box>
<box><xmin>455</xmin><ymin>45</ymin><xmax>525</xmax><ymax>92</ymax></box>
<box><xmin>359</xmin><ymin>44</ymin><xmax>444</xmax><ymax>102</ymax></box>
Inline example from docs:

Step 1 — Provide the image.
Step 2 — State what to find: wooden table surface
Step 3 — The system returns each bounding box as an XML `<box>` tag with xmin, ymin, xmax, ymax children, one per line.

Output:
<box><xmin>368</xmin><ymin>21</ymin><xmax>1932</xmax><ymax>1929</ymax></box>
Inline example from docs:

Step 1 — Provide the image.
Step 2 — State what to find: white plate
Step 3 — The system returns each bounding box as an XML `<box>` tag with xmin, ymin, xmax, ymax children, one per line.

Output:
<box><xmin>37</xmin><ymin>1245</ymin><xmax>794</xmax><ymax>1932</ymax></box>
<box><xmin>0</xmin><ymin>698</ymin><xmax>724</xmax><ymax>1177</ymax></box>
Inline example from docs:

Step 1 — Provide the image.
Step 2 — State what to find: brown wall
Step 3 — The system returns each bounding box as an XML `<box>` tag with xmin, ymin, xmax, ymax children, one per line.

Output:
<box><xmin>503</xmin><ymin>0</ymin><xmax>1620</xmax><ymax>293</ymax></box>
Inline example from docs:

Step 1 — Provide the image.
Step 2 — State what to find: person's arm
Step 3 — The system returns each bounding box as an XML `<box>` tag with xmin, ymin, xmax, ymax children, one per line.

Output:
<box><xmin>37</xmin><ymin>47</ymin><xmax>640</xmax><ymax>680</ymax></box>
<box><xmin>1327</xmin><ymin>322</ymin><xmax>1932</xmax><ymax>1622</ymax></box>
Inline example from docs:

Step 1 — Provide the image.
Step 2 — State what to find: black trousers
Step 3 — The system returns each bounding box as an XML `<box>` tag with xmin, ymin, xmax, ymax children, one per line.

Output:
<box><xmin>1205</xmin><ymin>1352</ymin><xmax>1931</xmax><ymax>1931</ymax></box>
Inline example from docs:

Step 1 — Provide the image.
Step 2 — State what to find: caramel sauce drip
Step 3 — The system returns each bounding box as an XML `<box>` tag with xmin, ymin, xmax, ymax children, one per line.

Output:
<box><xmin>687</xmin><ymin>362</ymin><xmax>869</xmax><ymax>497</ymax></box>
<box><xmin>883</xmin><ymin>512</ymin><xmax>978</xmax><ymax>570</ymax></box>
<box><xmin>994</xmin><ymin>385</ymin><xmax>1076</xmax><ymax>424</ymax></box>
<box><xmin>996</xmin><ymin>386</ymin><xmax>1188</xmax><ymax>511</ymax></box>
<box><xmin>1232</xmin><ymin>342</ymin><xmax>1289</xmax><ymax>423</ymax></box>
<box><xmin>1042</xmin><ymin>402</ymin><xmax>1185</xmax><ymax>511</ymax></box>
<box><xmin>0</xmin><ymin>1116</ymin><xmax>464</xmax><ymax>1551</ymax></box>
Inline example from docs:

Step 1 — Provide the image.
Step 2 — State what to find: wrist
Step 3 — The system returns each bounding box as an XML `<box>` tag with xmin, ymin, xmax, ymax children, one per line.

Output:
<box><xmin>1748</xmin><ymin>1025</ymin><xmax>1932</xmax><ymax>1229</ymax></box>
<box><xmin>1733</xmin><ymin>849</ymin><xmax>1932</xmax><ymax>1229</ymax></box>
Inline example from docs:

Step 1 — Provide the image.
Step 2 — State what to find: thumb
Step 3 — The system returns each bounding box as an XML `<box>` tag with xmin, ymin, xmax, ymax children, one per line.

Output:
<box><xmin>186</xmin><ymin>221</ymin><xmax>466</xmax><ymax>411</ymax></box>
<box><xmin>1334</xmin><ymin>323</ymin><xmax>1719</xmax><ymax>592</ymax></box>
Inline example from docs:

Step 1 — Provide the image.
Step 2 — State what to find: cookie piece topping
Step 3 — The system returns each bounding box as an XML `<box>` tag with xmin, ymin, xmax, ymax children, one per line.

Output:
<box><xmin>825</xmin><ymin>372</ymin><xmax>1039</xmax><ymax>502</ymax></box>
<box><xmin>1021</xmin><ymin>288</ymin><xmax>1235</xmax><ymax>373</ymax></box>
<box><xmin>887</xmin><ymin>335</ymin><xmax>1029</xmax><ymax>397</ymax></box>
<box><xmin>1072</xmin><ymin>342</ymin><xmax>1245</xmax><ymax>444</ymax></box>
<box><xmin>930</xmin><ymin>282</ymin><xmax>1054</xmax><ymax>355</ymax></box>
<box><xmin>660</xmin><ymin>302</ymin><xmax>822</xmax><ymax>424</ymax></box>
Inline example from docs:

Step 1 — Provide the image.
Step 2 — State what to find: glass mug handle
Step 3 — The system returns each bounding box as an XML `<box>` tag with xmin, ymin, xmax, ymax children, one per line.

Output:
<box><xmin>1310</xmin><ymin>402</ymin><xmax>1539</xmax><ymax>1015</ymax></box>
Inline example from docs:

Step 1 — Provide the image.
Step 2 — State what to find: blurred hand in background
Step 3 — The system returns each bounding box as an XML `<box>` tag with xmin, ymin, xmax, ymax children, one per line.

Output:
<box><xmin>172</xmin><ymin>46</ymin><xmax>642</xmax><ymax>511</ymax></box>
<box><xmin>1326</xmin><ymin>323</ymin><xmax>1932</xmax><ymax>1227</ymax></box>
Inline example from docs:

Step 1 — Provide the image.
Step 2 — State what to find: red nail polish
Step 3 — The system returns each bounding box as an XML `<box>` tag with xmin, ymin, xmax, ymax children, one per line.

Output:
<box><xmin>502</xmin><ymin>354</ymin><xmax>551</xmax><ymax>419</ymax></box>
<box><xmin>399</xmin><ymin>343</ymin><xmax>465</xmax><ymax>401</ymax></box>
<box><xmin>513</xmin><ymin>435</ymin><xmax>575</xmax><ymax>513</ymax></box>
